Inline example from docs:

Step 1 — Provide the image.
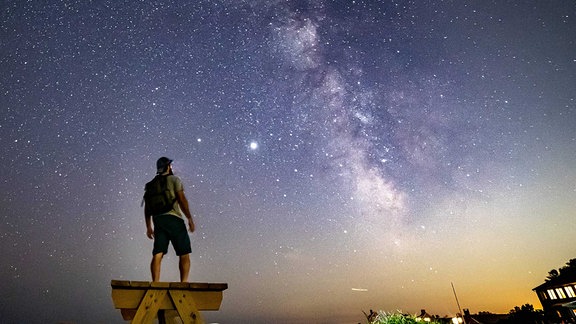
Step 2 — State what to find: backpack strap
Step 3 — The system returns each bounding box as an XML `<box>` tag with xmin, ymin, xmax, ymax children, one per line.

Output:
<box><xmin>142</xmin><ymin>175</ymin><xmax>160</xmax><ymax>207</ymax></box>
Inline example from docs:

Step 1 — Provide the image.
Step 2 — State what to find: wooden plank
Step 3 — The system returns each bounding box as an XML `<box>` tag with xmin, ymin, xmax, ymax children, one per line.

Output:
<box><xmin>112</xmin><ymin>289</ymin><xmax>223</xmax><ymax>310</ymax></box>
<box><xmin>190</xmin><ymin>291</ymin><xmax>223</xmax><ymax>311</ymax></box>
<box><xmin>112</xmin><ymin>289</ymin><xmax>145</xmax><ymax>309</ymax></box>
<box><xmin>120</xmin><ymin>309</ymin><xmax>137</xmax><ymax>321</ymax></box>
<box><xmin>169</xmin><ymin>282</ymin><xmax>191</xmax><ymax>289</ymax></box>
<box><xmin>208</xmin><ymin>283</ymin><xmax>228</xmax><ymax>290</ymax></box>
<box><xmin>169</xmin><ymin>290</ymin><xmax>205</xmax><ymax>324</ymax></box>
<box><xmin>131</xmin><ymin>281</ymin><xmax>152</xmax><ymax>288</ymax></box>
<box><xmin>112</xmin><ymin>289</ymin><xmax>172</xmax><ymax>309</ymax></box>
<box><xmin>131</xmin><ymin>289</ymin><xmax>168</xmax><ymax>324</ymax></box>
<box><xmin>111</xmin><ymin>281</ymin><xmax>227</xmax><ymax>291</ymax></box>
<box><xmin>151</xmin><ymin>281</ymin><xmax>171</xmax><ymax>289</ymax></box>
<box><xmin>111</xmin><ymin>280</ymin><xmax>131</xmax><ymax>287</ymax></box>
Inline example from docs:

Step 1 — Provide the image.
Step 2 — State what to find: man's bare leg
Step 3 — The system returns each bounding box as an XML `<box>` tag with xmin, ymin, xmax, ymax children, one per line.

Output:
<box><xmin>151</xmin><ymin>253</ymin><xmax>163</xmax><ymax>282</ymax></box>
<box><xmin>179</xmin><ymin>254</ymin><xmax>190</xmax><ymax>282</ymax></box>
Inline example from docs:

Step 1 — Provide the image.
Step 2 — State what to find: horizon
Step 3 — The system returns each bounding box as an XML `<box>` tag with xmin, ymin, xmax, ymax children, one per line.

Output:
<box><xmin>2</xmin><ymin>1</ymin><xmax>575</xmax><ymax>323</ymax></box>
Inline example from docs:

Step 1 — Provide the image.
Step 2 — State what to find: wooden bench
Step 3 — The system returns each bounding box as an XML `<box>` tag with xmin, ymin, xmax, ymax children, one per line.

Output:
<box><xmin>111</xmin><ymin>280</ymin><xmax>228</xmax><ymax>324</ymax></box>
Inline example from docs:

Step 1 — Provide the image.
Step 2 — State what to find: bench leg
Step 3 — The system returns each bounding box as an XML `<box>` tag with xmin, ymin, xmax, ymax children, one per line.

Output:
<box><xmin>131</xmin><ymin>289</ymin><xmax>168</xmax><ymax>324</ymax></box>
<box><xmin>169</xmin><ymin>290</ymin><xmax>205</xmax><ymax>324</ymax></box>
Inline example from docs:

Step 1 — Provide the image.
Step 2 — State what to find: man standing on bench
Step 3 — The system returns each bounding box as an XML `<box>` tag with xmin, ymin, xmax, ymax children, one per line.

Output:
<box><xmin>144</xmin><ymin>157</ymin><xmax>196</xmax><ymax>282</ymax></box>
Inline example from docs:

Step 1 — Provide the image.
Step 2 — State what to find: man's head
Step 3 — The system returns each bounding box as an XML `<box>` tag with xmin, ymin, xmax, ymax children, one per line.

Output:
<box><xmin>156</xmin><ymin>157</ymin><xmax>173</xmax><ymax>174</ymax></box>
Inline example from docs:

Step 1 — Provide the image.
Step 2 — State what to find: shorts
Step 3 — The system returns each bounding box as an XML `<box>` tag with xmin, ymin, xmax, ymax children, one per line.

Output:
<box><xmin>152</xmin><ymin>215</ymin><xmax>192</xmax><ymax>256</ymax></box>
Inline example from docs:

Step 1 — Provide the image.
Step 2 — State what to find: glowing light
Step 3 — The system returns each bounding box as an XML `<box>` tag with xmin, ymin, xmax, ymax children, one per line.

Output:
<box><xmin>249</xmin><ymin>141</ymin><xmax>258</xmax><ymax>150</ymax></box>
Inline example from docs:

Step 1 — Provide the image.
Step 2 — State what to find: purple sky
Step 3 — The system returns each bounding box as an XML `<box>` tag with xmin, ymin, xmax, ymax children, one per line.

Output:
<box><xmin>1</xmin><ymin>1</ymin><xmax>575</xmax><ymax>323</ymax></box>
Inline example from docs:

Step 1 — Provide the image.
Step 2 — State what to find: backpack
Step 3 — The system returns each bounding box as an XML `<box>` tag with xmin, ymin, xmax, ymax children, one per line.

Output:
<box><xmin>143</xmin><ymin>175</ymin><xmax>175</xmax><ymax>215</ymax></box>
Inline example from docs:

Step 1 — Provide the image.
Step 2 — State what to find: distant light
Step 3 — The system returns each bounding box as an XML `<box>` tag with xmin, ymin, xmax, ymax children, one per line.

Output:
<box><xmin>249</xmin><ymin>141</ymin><xmax>258</xmax><ymax>150</ymax></box>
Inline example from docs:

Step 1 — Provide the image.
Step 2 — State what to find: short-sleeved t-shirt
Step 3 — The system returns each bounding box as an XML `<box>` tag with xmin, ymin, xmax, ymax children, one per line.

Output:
<box><xmin>159</xmin><ymin>175</ymin><xmax>185</xmax><ymax>219</ymax></box>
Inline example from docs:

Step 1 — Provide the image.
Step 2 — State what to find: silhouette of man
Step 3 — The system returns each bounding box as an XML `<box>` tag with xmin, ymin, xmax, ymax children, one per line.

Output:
<box><xmin>144</xmin><ymin>157</ymin><xmax>195</xmax><ymax>282</ymax></box>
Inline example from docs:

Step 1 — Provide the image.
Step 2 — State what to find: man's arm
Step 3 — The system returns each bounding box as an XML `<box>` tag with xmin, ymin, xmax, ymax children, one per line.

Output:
<box><xmin>145</xmin><ymin>205</ymin><xmax>154</xmax><ymax>239</ymax></box>
<box><xmin>176</xmin><ymin>190</ymin><xmax>195</xmax><ymax>233</ymax></box>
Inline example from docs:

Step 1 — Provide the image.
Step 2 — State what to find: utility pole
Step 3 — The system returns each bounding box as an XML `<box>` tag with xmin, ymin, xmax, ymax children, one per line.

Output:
<box><xmin>452</xmin><ymin>282</ymin><xmax>467</xmax><ymax>324</ymax></box>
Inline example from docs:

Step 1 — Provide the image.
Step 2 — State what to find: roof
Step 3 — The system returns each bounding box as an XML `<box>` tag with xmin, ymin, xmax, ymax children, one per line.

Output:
<box><xmin>533</xmin><ymin>273</ymin><xmax>576</xmax><ymax>291</ymax></box>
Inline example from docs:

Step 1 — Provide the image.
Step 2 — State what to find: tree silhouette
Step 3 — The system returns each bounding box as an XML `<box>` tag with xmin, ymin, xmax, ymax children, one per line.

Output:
<box><xmin>546</xmin><ymin>269</ymin><xmax>559</xmax><ymax>281</ymax></box>
<box><xmin>559</xmin><ymin>258</ymin><xmax>576</xmax><ymax>277</ymax></box>
<box><xmin>500</xmin><ymin>304</ymin><xmax>545</xmax><ymax>324</ymax></box>
<box><xmin>546</xmin><ymin>258</ymin><xmax>576</xmax><ymax>281</ymax></box>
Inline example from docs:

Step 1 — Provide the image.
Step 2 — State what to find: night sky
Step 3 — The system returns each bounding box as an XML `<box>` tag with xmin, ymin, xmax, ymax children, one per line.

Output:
<box><xmin>1</xmin><ymin>1</ymin><xmax>576</xmax><ymax>323</ymax></box>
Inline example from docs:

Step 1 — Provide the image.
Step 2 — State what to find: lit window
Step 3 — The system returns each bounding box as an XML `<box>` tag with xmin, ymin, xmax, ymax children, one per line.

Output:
<box><xmin>548</xmin><ymin>289</ymin><xmax>558</xmax><ymax>300</ymax></box>
<box><xmin>556</xmin><ymin>288</ymin><xmax>567</xmax><ymax>299</ymax></box>
<box><xmin>566</xmin><ymin>286</ymin><xmax>576</xmax><ymax>298</ymax></box>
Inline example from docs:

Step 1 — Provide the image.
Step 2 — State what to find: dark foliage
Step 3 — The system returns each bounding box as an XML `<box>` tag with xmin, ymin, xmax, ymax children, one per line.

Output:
<box><xmin>546</xmin><ymin>258</ymin><xmax>576</xmax><ymax>282</ymax></box>
<box><xmin>497</xmin><ymin>304</ymin><xmax>546</xmax><ymax>324</ymax></box>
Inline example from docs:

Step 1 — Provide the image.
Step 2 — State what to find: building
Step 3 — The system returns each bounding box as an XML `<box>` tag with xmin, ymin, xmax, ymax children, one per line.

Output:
<box><xmin>533</xmin><ymin>272</ymin><xmax>576</xmax><ymax>323</ymax></box>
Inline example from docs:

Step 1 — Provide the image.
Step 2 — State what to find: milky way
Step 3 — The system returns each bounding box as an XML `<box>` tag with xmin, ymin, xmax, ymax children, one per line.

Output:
<box><xmin>1</xmin><ymin>1</ymin><xmax>575</xmax><ymax>323</ymax></box>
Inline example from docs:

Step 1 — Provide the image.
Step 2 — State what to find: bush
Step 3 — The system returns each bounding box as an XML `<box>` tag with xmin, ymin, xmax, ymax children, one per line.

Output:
<box><xmin>364</xmin><ymin>310</ymin><xmax>444</xmax><ymax>324</ymax></box>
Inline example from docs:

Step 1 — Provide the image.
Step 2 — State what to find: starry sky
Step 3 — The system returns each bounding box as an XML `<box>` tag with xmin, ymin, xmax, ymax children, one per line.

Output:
<box><xmin>1</xmin><ymin>1</ymin><xmax>576</xmax><ymax>323</ymax></box>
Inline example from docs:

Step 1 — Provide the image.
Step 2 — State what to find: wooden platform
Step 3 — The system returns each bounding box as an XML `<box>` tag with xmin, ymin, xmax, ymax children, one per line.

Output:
<box><xmin>111</xmin><ymin>280</ymin><xmax>228</xmax><ymax>324</ymax></box>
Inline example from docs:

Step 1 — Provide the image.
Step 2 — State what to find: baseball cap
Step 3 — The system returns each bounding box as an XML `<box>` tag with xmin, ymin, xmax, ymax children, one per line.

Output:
<box><xmin>156</xmin><ymin>157</ymin><xmax>173</xmax><ymax>174</ymax></box>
